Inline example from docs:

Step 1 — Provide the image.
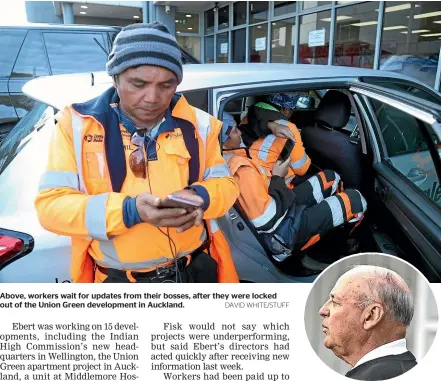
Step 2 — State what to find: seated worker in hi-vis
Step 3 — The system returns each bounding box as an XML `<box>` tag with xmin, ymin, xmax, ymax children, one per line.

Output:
<box><xmin>238</xmin><ymin>92</ymin><xmax>311</xmax><ymax>188</ymax></box>
<box><xmin>222</xmin><ymin>113</ymin><xmax>367</xmax><ymax>262</ymax></box>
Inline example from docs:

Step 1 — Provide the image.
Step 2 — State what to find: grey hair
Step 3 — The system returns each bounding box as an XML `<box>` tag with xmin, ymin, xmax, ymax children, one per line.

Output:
<box><xmin>350</xmin><ymin>265</ymin><xmax>414</xmax><ymax>326</ymax></box>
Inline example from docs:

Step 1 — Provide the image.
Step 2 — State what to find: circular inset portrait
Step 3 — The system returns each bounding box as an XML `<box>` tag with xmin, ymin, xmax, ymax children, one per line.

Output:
<box><xmin>305</xmin><ymin>252</ymin><xmax>438</xmax><ymax>380</ymax></box>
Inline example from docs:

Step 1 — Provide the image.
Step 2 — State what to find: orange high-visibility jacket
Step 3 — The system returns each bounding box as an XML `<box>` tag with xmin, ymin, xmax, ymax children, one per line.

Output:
<box><xmin>225</xmin><ymin>150</ymin><xmax>296</xmax><ymax>232</ymax></box>
<box><xmin>249</xmin><ymin>119</ymin><xmax>311</xmax><ymax>186</ymax></box>
<box><xmin>35</xmin><ymin>87</ymin><xmax>239</xmax><ymax>283</ymax></box>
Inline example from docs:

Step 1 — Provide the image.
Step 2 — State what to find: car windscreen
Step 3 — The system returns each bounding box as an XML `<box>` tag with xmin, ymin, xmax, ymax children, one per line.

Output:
<box><xmin>0</xmin><ymin>103</ymin><xmax>50</xmax><ymax>175</ymax></box>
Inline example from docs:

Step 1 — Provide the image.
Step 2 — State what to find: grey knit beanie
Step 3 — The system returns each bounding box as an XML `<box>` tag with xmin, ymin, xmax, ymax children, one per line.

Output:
<box><xmin>106</xmin><ymin>22</ymin><xmax>183</xmax><ymax>83</ymax></box>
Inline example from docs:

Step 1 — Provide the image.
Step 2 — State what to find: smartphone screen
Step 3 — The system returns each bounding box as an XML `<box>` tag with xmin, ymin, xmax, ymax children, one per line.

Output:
<box><xmin>278</xmin><ymin>140</ymin><xmax>295</xmax><ymax>162</ymax></box>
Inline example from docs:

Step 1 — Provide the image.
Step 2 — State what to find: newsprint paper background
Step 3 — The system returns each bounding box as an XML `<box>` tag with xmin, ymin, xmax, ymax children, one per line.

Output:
<box><xmin>0</xmin><ymin>283</ymin><xmax>439</xmax><ymax>381</ymax></box>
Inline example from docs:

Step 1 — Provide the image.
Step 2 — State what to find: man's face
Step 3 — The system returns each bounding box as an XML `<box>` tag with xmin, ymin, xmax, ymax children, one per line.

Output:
<box><xmin>319</xmin><ymin>276</ymin><xmax>367</xmax><ymax>359</ymax></box>
<box><xmin>281</xmin><ymin>107</ymin><xmax>293</xmax><ymax>119</ymax></box>
<box><xmin>224</xmin><ymin>123</ymin><xmax>243</xmax><ymax>150</ymax></box>
<box><xmin>114</xmin><ymin>65</ymin><xmax>178</xmax><ymax>126</ymax></box>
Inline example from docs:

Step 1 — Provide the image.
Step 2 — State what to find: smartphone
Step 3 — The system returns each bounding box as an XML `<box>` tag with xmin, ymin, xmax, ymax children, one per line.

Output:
<box><xmin>278</xmin><ymin>140</ymin><xmax>295</xmax><ymax>162</ymax></box>
<box><xmin>161</xmin><ymin>195</ymin><xmax>203</xmax><ymax>209</ymax></box>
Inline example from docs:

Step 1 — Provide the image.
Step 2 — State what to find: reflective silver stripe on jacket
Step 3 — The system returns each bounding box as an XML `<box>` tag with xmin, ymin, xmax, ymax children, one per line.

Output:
<box><xmin>307</xmin><ymin>175</ymin><xmax>324</xmax><ymax>204</ymax></box>
<box><xmin>324</xmin><ymin>196</ymin><xmax>344</xmax><ymax>227</ymax></box>
<box><xmin>209</xmin><ymin>219</ymin><xmax>220</xmax><ymax>234</ymax></box>
<box><xmin>38</xmin><ymin>170</ymin><xmax>79</xmax><ymax>191</ymax></box>
<box><xmin>290</xmin><ymin>153</ymin><xmax>308</xmax><ymax>169</ymax></box>
<box><xmin>203</xmin><ymin>163</ymin><xmax>231</xmax><ymax>180</ymax></box>
<box><xmin>285</xmin><ymin>175</ymin><xmax>295</xmax><ymax>185</ymax></box>
<box><xmin>257</xmin><ymin>209</ymin><xmax>288</xmax><ymax>234</ymax></box>
<box><xmin>86</xmin><ymin>193</ymin><xmax>110</xmax><ymax>241</ymax></box>
<box><xmin>194</xmin><ymin>107</ymin><xmax>212</xmax><ymax>178</ymax></box>
<box><xmin>71</xmin><ymin>109</ymin><xmax>87</xmax><ymax>194</ymax></box>
<box><xmin>331</xmin><ymin>172</ymin><xmax>341</xmax><ymax>195</ymax></box>
<box><xmin>258</xmin><ymin>135</ymin><xmax>276</xmax><ymax>161</ymax></box>
<box><xmin>194</xmin><ymin>107</ymin><xmax>210</xmax><ymax>149</ymax></box>
<box><xmin>95</xmin><ymin>229</ymin><xmax>208</xmax><ymax>270</ymax></box>
<box><xmin>251</xmin><ymin>197</ymin><xmax>277</xmax><ymax>229</ymax></box>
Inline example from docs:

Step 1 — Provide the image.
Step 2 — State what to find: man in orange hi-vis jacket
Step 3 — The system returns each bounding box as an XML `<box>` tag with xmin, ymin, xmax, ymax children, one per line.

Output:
<box><xmin>239</xmin><ymin>93</ymin><xmax>311</xmax><ymax>188</ymax></box>
<box><xmin>35</xmin><ymin>22</ymin><xmax>239</xmax><ymax>283</ymax></box>
<box><xmin>223</xmin><ymin>113</ymin><xmax>367</xmax><ymax>262</ymax></box>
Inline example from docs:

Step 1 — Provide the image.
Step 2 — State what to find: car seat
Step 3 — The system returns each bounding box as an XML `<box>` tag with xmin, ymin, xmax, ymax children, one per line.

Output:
<box><xmin>240</xmin><ymin>96</ymin><xmax>257</xmax><ymax>121</ymax></box>
<box><xmin>301</xmin><ymin>90</ymin><xmax>363</xmax><ymax>189</ymax></box>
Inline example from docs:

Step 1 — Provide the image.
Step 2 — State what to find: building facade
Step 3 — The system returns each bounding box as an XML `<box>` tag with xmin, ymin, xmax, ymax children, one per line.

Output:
<box><xmin>24</xmin><ymin>1</ymin><xmax>441</xmax><ymax>90</ymax></box>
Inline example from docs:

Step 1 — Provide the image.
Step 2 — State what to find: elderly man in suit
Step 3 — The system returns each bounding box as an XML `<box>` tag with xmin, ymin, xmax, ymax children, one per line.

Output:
<box><xmin>319</xmin><ymin>265</ymin><xmax>417</xmax><ymax>380</ymax></box>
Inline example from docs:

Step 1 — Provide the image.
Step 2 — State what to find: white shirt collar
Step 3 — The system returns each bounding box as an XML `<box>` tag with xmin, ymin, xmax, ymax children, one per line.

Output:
<box><xmin>353</xmin><ymin>338</ymin><xmax>408</xmax><ymax>368</ymax></box>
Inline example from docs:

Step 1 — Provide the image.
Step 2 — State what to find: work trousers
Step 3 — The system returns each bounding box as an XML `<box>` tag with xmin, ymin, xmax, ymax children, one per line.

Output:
<box><xmin>293</xmin><ymin>170</ymin><xmax>367</xmax><ymax>247</ymax></box>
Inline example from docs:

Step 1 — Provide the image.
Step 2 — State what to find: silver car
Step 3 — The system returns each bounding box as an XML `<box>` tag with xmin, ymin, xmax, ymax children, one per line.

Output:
<box><xmin>1</xmin><ymin>63</ymin><xmax>441</xmax><ymax>283</ymax></box>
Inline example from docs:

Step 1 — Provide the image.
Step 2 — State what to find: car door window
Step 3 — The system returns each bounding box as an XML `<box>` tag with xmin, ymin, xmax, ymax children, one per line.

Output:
<box><xmin>362</xmin><ymin>78</ymin><xmax>440</xmax><ymax>104</ymax></box>
<box><xmin>43</xmin><ymin>32</ymin><xmax>108</xmax><ymax>75</ymax></box>
<box><xmin>370</xmin><ymin>98</ymin><xmax>441</xmax><ymax>206</ymax></box>
<box><xmin>182</xmin><ymin>90</ymin><xmax>209</xmax><ymax>112</ymax></box>
<box><xmin>0</xmin><ymin>29</ymin><xmax>26</xmax><ymax>79</ymax></box>
<box><xmin>11</xmin><ymin>31</ymin><xmax>49</xmax><ymax>78</ymax></box>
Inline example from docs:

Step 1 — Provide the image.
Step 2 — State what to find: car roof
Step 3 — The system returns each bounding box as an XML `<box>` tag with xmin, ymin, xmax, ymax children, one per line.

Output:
<box><xmin>23</xmin><ymin>63</ymin><xmax>418</xmax><ymax>110</ymax></box>
<box><xmin>0</xmin><ymin>23</ymin><xmax>121</xmax><ymax>31</ymax></box>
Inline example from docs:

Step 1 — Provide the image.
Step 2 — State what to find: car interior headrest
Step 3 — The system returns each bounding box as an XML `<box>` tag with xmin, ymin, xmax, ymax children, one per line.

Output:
<box><xmin>245</xmin><ymin>96</ymin><xmax>257</xmax><ymax>107</ymax></box>
<box><xmin>315</xmin><ymin>90</ymin><xmax>351</xmax><ymax>130</ymax></box>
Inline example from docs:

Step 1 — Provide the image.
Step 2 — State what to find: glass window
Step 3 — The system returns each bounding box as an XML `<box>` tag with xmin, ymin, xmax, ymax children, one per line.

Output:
<box><xmin>271</xmin><ymin>18</ymin><xmax>296</xmax><ymax>63</ymax></box>
<box><xmin>233</xmin><ymin>29</ymin><xmax>246</xmax><ymax>63</ymax></box>
<box><xmin>11</xmin><ymin>31</ymin><xmax>49</xmax><ymax>78</ymax></box>
<box><xmin>216</xmin><ymin>32</ymin><xmax>229</xmax><ymax>63</ymax></box>
<box><xmin>11</xmin><ymin>95</ymin><xmax>37</xmax><ymax>119</ymax></box>
<box><xmin>370</xmin><ymin>98</ymin><xmax>441</xmax><ymax>207</ymax></box>
<box><xmin>0</xmin><ymin>29</ymin><xmax>26</xmax><ymax>78</ymax></box>
<box><xmin>302</xmin><ymin>1</ymin><xmax>332</xmax><ymax>10</ymax></box>
<box><xmin>205</xmin><ymin>9</ymin><xmax>215</xmax><ymax>34</ymax></box>
<box><xmin>334</xmin><ymin>2</ymin><xmax>379</xmax><ymax>68</ymax></box>
<box><xmin>249</xmin><ymin>2</ymin><xmax>268</xmax><ymax>24</ymax></box>
<box><xmin>250</xmin><ymin>24</ymin><xmax>268</xmax><ymax>63</ymax></box>
<box><xmin>299</xmin><ymin>11</ymin><xmax>331</xmax><ymax>65</ymax></box>
<box><xmin>234</xmin><ymin>1</ymin><xmax>247</xmax><ymax>26</ymax></box>
<box><xmin>205</xmin><ymin>36</ymin><xmax>215</xmax><ymax>64</ymax></box>
<box><xmin>362</xmin><ymin>77</ymin><xmax>441</xmax><ymax>104</ymax></box>
<box><xmin>0</xmin><ymin>96</ymin><xmax>18</xmax><ymax>136</ymax></box>
<box><xmin>182</xmin><ymin>90</ymin><xmax>208</xmax><ymax>112</ymax></box>
<box><xmin>274</xmin><ymin>1</ymin><xmax>296</xmax><ymax>17</ymax></box>
<box><xmin>175</xmin><ymin>12</ymin><xmax>199</xmax><ymax>34</ymax></box>
<box><xmin>176</xmin><ymin>36</ymin><xmax>201</xmax><ymax>61</ymax></box>
<box><xmin>380</xmin><ymin>1</ymin><xmax>441</xmax><ymax>88</ymax></box>
<box><xmin>218</xmin><ymin>5</ymin><xmax>229</xmax><ymax>30</ymax></box>
<box><xmin>0</xmin><ymin>103</ymin><xmax>48</xmax><ymax>176</ymax></box>
<box><xmin>44</xmin><ymin>33</ymin><xmax>108</xmax><ymax>75</ymax></box>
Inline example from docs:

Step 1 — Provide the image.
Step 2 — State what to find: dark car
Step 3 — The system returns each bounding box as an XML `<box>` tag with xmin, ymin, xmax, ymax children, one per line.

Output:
<box><xmin>0</xmin><ymin>23</ymin><xmax>199</xmax><ymax>143</ymax></box>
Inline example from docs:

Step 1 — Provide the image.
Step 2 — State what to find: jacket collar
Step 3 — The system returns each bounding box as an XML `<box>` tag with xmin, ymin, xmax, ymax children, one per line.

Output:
<box><xmin>71</xmin><ymin>87</ymin><xmax>194</xmax><ymax>131</ymax></box>
<box><xmin>70</xmin><ymin>87</ymin><xmax>196</xmax><ymax>192</ymax></box>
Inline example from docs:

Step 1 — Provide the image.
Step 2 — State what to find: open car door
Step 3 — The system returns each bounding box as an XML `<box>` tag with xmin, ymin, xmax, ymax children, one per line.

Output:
<box><xmin>351</xmin><ymin>83</ymin><xmax>441</xmax><ymax>281</ymax></box>
<box><xmin>213</xmin><ymin>87</ymin><xmax>323</xmax><ymax>283</ymax></box>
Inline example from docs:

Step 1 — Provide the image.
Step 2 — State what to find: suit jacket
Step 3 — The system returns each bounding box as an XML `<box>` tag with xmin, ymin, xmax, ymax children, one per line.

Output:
<box><xmin>345</xmin><ymin>351</ymin><xmax>417</xmax><ymax>380</ymax></box>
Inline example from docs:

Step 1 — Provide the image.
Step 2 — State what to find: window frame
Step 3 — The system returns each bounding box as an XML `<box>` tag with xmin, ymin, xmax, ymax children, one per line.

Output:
<box><xmin>0</xmin><ymin>28</ymin><xmax>27</xmax><ymax>79</ymax></box>
<box><xmin>11</xmin><ymin>30</ymin><xmax>51</xmax><ymax>79</ymax></box>
<box><xmin>42</xmin><ymin>31</ymin><xmax>108</xmax><ymax>76</ymax></box>
<box><xmin>361</xmin><ymin>76</ymin><xmax>441</xmax><ymax>105</ymax></box>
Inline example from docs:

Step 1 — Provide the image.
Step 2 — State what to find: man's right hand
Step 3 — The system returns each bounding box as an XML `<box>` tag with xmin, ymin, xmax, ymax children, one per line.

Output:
<box><xmin>272</xmin><ymin>157</ymin><xmax>291</xmax><ymax>178</ymax></box>
<box><xmin>136</xmin><ymin>193</ymin><xmax>198</xmax><ymax>228</ymax></box>
<box><xmin>268</xmin><ymin>121</ymin><xmax>296</xmax><ymax>142</ymax></box>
